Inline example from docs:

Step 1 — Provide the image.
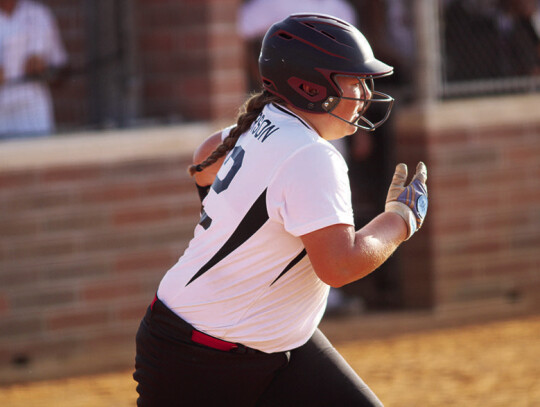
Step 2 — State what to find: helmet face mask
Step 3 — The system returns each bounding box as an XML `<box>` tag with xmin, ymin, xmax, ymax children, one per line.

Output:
<box><xmin>323</xmin><ymin>76</ymin><xmax>394</xmax><ymax>131</ymax></box>
<box><xmin>259</xmin><ymin>13</ymin><xmax>395</xmax><ymax>131</ymax></box>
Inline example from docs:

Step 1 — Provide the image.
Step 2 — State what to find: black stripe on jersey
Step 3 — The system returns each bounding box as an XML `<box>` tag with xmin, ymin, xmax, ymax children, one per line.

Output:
<box><xmin>272</xmin><ymin>104</ymin><xmax>311</xmax><ymax>130</ymax></box>
<box><xmin>199</xmin><ymin>210</ymin><xmax>212</xmax><ymax>230</ymax></box>
<box><xmin>186</xmin><ymin>189</ymin><xmax>269</xmax><ymax>286</ymax></box>
<box><xmin>270</xmin><ymin>249</ymin><xmax>307</xmax><ymax>286</ymax></box>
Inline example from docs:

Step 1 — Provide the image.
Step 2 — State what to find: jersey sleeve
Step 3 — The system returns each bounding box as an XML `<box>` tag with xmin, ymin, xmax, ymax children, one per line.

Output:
<box><xmin>267</xmin><ymin>142</ymin><xmax>355</xmax><ymax>237</ymax></box>
<box><xmin>220</xmin><ymin>125</ymin><xmax>236</xmax><ymax>141</ymax></box>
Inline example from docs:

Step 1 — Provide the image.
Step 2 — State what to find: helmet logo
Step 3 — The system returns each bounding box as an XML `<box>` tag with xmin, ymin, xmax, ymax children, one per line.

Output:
<box><xmin>287</xmin><ymin>77</ymin><xmax>327</xmax><ymax>102</ymax></box>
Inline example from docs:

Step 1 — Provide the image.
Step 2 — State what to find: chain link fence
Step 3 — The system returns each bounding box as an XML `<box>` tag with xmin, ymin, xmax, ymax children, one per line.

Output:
<box><xmin>440</xmin><ymin>0</ymin><xmax>540</xmax><ymax>97</ymax></box>
<box><xmin>1</xmin><ymin>0</ymin><xmax>539</xmax><ymax>138</ymax></box>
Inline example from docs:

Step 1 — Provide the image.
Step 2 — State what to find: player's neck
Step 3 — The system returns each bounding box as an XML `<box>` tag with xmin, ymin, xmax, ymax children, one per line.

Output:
<box><xmin>285</xmin><ymin>105</ymin><xmax>324</xmax><ymax>137</ymax></box>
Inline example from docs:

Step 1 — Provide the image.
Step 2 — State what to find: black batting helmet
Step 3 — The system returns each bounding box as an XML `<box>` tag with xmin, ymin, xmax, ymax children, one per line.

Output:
<box><xmin>259</xmin><ymin>13</ymin><xmax>394</xmax><ymax>131</ymax></box>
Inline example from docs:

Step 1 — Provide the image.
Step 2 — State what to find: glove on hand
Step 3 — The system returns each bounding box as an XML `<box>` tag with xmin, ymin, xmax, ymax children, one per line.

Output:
<box><xmin>385</xmin><ymin>162</ymin><xmax>428</xmax><ymax>240</ymax></box>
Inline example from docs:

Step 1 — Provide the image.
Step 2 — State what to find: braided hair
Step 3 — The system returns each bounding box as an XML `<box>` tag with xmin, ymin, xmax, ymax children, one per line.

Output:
<box><xmin>188</xmin><ymin>91</ymin><xmax>283</xmax><ymax>176</ymax></box>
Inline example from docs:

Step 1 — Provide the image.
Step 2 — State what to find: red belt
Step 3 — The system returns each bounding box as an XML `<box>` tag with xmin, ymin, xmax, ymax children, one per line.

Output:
<box><xmin>151</xmin><ymin>294</ymin><xmax>255</xmax><ymax>353</ymax></box>
<box><xmin>191</xmin><ymin>330</ymin><xmax>239</xmax><ymax>352</ymax></box>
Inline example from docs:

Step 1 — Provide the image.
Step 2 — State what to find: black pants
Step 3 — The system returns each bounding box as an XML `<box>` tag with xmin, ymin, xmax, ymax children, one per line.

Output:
<box><xmin>134</xmin><ymin>298</ymin><xmax>383</xmax><ymax>407</ymax></box>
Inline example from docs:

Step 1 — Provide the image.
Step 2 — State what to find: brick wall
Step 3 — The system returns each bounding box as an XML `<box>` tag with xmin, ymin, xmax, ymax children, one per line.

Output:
<box><xmin>45</xmin><ymin>0</ymin><xmax>89</xmax><ymax>127</ymax></box>
<box><xmin>396</xmin><ymin>94</ymin><xmax>540</xmax><ymax>313</ymax></box>
<box><xmin>136</xmin><ymin>0</ymin><xmax>246</xmax><ymax>122</ymax></box>
<box><xmin>1</xmin><ymin>95</ymin><xmax>539</xmax><ymax>384</ymax></box>
<box><xmin>0</xmin><ymin>125</ymin><xmax>213</xmax><ymax>384</ymax></box>
<box><xmin>48</xmin><ymin>0</ymin><xmax>246</xmax><ymax>129</ymax></box>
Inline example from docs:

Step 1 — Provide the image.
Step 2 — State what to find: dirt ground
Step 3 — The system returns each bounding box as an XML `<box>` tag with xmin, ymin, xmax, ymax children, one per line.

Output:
<box><xmin>1</xmin><ymin>314</ymin><xmax>539</xmax><ymax>407</ymax></box>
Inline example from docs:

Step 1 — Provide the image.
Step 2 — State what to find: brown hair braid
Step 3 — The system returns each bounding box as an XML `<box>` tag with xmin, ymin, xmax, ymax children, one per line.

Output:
<box><xmin>188</xmin><ymin>91</ymin><xmax>284</xmax><ymax>176</ymax></box>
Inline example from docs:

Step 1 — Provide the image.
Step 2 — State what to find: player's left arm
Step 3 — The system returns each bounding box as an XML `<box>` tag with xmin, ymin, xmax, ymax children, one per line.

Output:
<box><xmin>301</xmin><ymin>162</ymin><xmax>428</xmax><ymax>287</ymax></box>
<box><xmin>192</xmin><ymin>131</ymin><xmax>226</xmax><ymax>200</ymax></box>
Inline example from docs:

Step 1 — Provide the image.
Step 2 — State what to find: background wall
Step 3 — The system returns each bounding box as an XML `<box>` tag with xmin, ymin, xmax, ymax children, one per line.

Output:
<box><xmin>46</xmin><ymin>0</ymin><xmax>245</xmax><ymax>130</ymax></box>
<box><xmin>1</xmin><ymin>0</ymin><xmax>539</xmax><ymax>386</ymax></box>
<box><xmin>396</xmin><ymin>94</ymin><xmax>540</xmax><ymax>312</ymax></box>
<box><xmin>0</xmin><ymin>125</ymin><xmax>213</xmax><ymax>383</ymax></box>
<box><xmin>1</xmin><ymin>95</ymin><xmax>539</xmax><ymax>384</ymax></box>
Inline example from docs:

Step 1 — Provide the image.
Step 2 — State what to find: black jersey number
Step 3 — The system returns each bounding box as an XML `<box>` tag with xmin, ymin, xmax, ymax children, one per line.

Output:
<box><xmin>199</xmin><ymin>146</ymin><xmax>245</xmax><ymax>230</ymax></box>
<box><xmin>212</xmin><ymin>146</ymin><xmax>245</xmax><ymax>194</ymax></box>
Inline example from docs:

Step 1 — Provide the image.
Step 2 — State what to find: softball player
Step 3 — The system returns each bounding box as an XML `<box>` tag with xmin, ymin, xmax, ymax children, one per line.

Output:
<box><xmin>134</xmin><ymin>13</ymin><xmax>428</xmax><ymax>407</ymax></box>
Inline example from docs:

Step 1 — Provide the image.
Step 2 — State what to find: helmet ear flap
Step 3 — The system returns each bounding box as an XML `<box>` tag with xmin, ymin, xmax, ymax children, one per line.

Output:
<box><xmin>287</xmin><ymin>77</ymin><xmax>327</xmax><ymax>103</ymax></box>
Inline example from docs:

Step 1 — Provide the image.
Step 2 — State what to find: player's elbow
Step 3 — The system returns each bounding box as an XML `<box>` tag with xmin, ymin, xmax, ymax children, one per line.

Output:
<box><xmin>313</xmin><ymin>260</ymin><xmax>375</xmax><ymax>288</ymax></box>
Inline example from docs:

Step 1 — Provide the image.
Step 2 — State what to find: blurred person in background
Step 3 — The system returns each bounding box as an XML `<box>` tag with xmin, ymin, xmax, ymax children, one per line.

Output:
<box><xmin>238</xmin><ymin>0</ymin><xmax>358</xmax><ymax>94</ymax></box>
<box><xmin>496</xmin><ymin>0</ymin><xmax>540</xmax><ymax>75</ymax></box>
<box><xmin>0</xmin><ymin>0</ymin><xmax>67</xmax><ymax>139</ymax></box>
<box><xmin>444</xmin><ymin>0</ymin><xmax>540</xmax><ymax>81</ymax></box>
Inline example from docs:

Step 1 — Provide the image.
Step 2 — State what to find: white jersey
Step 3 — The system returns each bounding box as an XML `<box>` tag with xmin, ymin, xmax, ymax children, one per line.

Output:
<box><xmin>158</xmin><ymin>103</ymin><xmax>354</xmax><ymax>353</ymax></box>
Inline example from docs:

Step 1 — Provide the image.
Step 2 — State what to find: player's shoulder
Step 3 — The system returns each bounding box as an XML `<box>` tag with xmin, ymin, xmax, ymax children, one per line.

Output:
<box><xmin>261</xmin><ymin>104</ymin><xmax>319</xmax><ymax>146</ymax></box>
<box><xmin>264</xmin><ymin>103</ymin><xmax>312</xmax><ymax>132</ymax></box>
<box><xmin>259</xmin><ymin>103</ymin><xmax>343</xmax><ymax>161</ymax></box>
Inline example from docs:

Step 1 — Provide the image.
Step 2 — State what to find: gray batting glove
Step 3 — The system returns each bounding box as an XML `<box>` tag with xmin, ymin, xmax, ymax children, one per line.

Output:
<box><xmin>385</xmin><ymin>162</ymin><xmax>428</xmax><ymax>240</ymax></box>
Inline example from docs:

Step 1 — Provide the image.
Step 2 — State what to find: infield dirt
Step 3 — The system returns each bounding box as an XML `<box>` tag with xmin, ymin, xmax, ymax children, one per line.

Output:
<box><xmin>1</xmin><ymin>314</ymin><xmax>539</xmax><ymax>406</ymax></box>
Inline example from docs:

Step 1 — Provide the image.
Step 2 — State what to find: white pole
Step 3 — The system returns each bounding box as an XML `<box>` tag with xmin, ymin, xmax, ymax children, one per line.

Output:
<box><xmin>413</xmin><ymin>0</ymin><xmax>442</xmax><ymax>107</ymax></box>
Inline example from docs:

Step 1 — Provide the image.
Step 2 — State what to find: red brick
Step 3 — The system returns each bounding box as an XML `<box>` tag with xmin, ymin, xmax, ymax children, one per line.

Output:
<box><xmin>432</xmin><ymin>216</ymin><xmax>472</xmax><ymax>236</ymax></box>
<box><xmin>509</xmin><ymin>232</ymin><xmax>540</xmax><ymax>251</ymax></box>
<box><xmin>113</xmin><ymin>206</ymin><xmax>173</xmax><ymax>226</ymax></box>
<box><xmin>441</xmin><ymin>236</ymin><xmax>505</xmax><ymax>257</ymax></box>
<box><xmin>41</xmin><ymin>210</ymin><xmax>109</xmax><ymax>233</ymax></box>
<box><xmin>81</xmin><ymin>279</ymin><xmax>143</xmax><ymax>302</ymax></box>
<box><xmin>0</xmin><ymin>295</ymin><xmax>9</xmax><ymax>316</ymax></box>
<box><xmin>0</xmin><ymin>217</ymin><xmax>39</xmax><ymax>237</ymax></box>
<box><xmin>209</xmin><ymin>0</ymin><xmax>240</xmax><ymax>21</ymax></box>
<box><xmin>145</xmin><ymin>179</ymin><xmax>195</xmax><ymax>196</ymax></box>
<box><xmin>79</xmin><ymin>184</ymin><xmax>145</xmax><ymax>203</ymax></box>
<box><xmin>2</xmin><ymin>238</ymin><xmax>77</xmax><ymax>261</ymax></box>
<box><xmin>0</xmin><ymin>267</ymin><xmax>39</xmax><ymax>289</ymax></box>
<box><xmin>79</xmin><ymin>231</ymin><xmax>141</xmax><ymax>252</ymax></box>
<box><xmin>47</xmin><ymin>309</ymin><xmax>109</xmax><ymax>331</ymax></box>
<box><xmin>469</xmin><ymin>166</ymin><xmax>529</xmax><ymax>187</ymax></box>
<box><xmin>114</xmin><ymin>249</ymin><xmax>175</xmax><ymax>272</ymax></box>
<box><xmin>39</xmin><ymin>166</ymin><xmax>101</xmax><ymax>184</ymax></box>
<box><xmin>10</xmin><ymin>289</ymin><xmax>77</xmax><ymax>311</ymax></box>
<box><xmin>139</xmin><ymin>30</ymin><xmax>176</xmax><ymax>53</ymax></box>
<box><xmin>0</xmin><ymin>316</ymin><xmax>43</xmax><ymax>339</ymax></box>
<box><xmin>445</xmin><ymin>148</ymin><xmax>499</xmax><ymax>168</ymax></box>
<box><xmin>504</xmin><ymin>145</ymin><xmax>540</xmax><ymax>163</ymax></box>
<box><xmin>475</xmin><ymin>210</ymin><xmax>530</xmax><ymax>232</ymax></box>
<box><xmin>0</xmin><ymin>171</ymin><xmax>37</xmax><ymax>189</ymax></box>
<box><xmin>509</xmin><ymin>187</ymin><xmax>540</xmax><ymax>204</ymax></box>
<box><xmin>114</xmin><ymin>302</ymin><xmax>149</xmax><ymax>323</ymax></box>
<box><xmin>178</xmin><ymin>201</ymin><xmax>201</xmax><ymax>218</ymax></box>
<box><xmin>1</xmin><ymin>189</ymin><xmax>73</xmax><ymax>212</ymax></box>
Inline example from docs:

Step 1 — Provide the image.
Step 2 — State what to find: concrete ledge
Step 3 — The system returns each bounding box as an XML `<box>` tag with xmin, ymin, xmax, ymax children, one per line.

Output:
<box><xmin>396</xmin><ymin>94</ymin><xmax>540</xmax><ymax>133</ymax></box>
<box><xmin>0</xmin><ymin>122</ymin><xmax>228</xmax><ymax>171</ymax></box>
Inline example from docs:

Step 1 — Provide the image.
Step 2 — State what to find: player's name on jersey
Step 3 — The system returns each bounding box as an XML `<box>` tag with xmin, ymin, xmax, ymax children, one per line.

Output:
<box><xmin>250</xmin><ymin>113</ymin><xmax>279</xmax><ymax>143</ymax></box>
